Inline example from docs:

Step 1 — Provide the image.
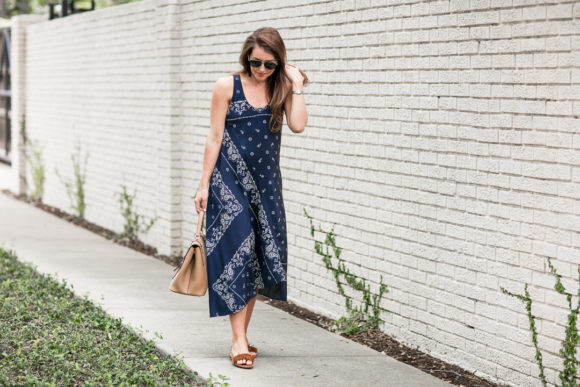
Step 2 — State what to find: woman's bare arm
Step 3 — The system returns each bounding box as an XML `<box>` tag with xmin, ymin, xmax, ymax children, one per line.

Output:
<box><xmin>199</xmin><ymin>77</ymin><xmax>232</xmax><ymax>189</ymax></box>
<box><xmin>284</xmin><ymin>65</ymin><xmax>308</xmax><ymax>133</ymax></box>
<box><xmin>284</xmin><ymin>91</ymin><xmax>307</xmax><ymax>133</ymax></box>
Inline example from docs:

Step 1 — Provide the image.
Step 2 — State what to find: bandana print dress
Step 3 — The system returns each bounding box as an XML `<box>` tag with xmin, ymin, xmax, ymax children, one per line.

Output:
<box><xmin>206</xmin><ymin>73</ymin><xmax>288</xmax><ymax>318</ymax></box>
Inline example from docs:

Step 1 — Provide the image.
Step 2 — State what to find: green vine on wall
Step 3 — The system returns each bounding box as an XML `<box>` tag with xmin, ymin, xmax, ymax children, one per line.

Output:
<box><xmin>20</xmin><ymin>114</ymin><xmax>45</xmax><ymax>202</ymax></box>
<box><xmin>303</xmin><ymin>208</ymin><xmax>388</xmax><ymax>335</ymax></box>
<box><xmin>116</xmin><ymin>184</ymin><xmax>158</xmax><ymax>242</ymax></box>
<box><xmin>501</xmin><ymin>258</ymin><xmax>579</xmax><ymax>387</ymax></box>
<box><xmin>55</xmin><ymin>142</ymin><xmax>89</xmax><ymax>219</ymax></box>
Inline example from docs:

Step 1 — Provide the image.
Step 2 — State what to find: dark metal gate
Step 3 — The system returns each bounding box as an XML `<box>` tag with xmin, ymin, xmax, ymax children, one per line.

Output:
<box><xmin>0</xmin><ymin>26</ymin><xmax>10</xmax><ymax>165</ymax></box>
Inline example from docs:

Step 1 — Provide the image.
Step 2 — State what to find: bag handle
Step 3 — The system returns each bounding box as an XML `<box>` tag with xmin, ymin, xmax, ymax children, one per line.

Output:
<box><xmin>196</xmin><ymin>209</ymin><xmax>205</xmax><ymax>237</ymax></box>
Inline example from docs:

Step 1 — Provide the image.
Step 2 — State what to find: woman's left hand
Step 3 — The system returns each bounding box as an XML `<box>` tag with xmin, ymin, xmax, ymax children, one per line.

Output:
<box><xmin>285</xmin><ymin>64</ymin><xmax>304</xmax><ymax>87</ymax></box>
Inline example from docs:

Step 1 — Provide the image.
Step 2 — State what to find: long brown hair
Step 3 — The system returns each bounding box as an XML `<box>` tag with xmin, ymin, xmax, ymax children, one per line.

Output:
<box><xmin>233</xmin><ymin>27</ymin><xmax>309</xmax><ymax>133</ymax></box>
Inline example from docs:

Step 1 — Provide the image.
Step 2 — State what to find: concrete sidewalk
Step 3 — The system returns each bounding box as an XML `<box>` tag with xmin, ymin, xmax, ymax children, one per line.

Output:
<box><xmin>0</xmin><ymin>190</ymin><xmax>448</xmax><ymax>386</ymax></box>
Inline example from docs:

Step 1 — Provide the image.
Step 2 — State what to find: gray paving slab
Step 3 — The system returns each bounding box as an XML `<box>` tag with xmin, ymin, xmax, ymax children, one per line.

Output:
<box><xmin>0</xmin><ymin>189</ymin><xmax>449</xmax><ymax>387</ymax></box>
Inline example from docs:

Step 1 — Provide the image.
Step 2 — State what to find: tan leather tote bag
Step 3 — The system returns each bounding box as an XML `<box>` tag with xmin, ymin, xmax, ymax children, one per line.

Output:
<box><xmin>169</xmin><ymin>209</ymin><xmax>208</xmax><ymax>296</ymax></box>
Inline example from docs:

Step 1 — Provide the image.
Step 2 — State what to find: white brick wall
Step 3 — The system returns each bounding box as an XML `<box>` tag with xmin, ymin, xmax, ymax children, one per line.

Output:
<box><xmin>9</xmin><ymin>14</ymin><xmax>45</xmax><ymax>195</ymax></box>
<box><xmin>13</xmin><ymin>0</ymin><xmax>184</xmax><ymax>254</ymax></box>
<box><xmin>11</xmin><ymin>1</ymin><xmax>580</xmax><ymax>386</ymax></box>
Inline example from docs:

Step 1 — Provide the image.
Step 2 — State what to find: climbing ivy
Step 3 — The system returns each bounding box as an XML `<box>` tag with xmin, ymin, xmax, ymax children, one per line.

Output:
<box><xmin>116</xmin><ymin>184</ymin><xmax>158</xmax><ymax>241</ymax></box>
<box><xmin>304</xmin><ymin>208</ymin><xmax>388</xmax><ymax>335</ymax></box>
<box><xmin>20</xmin><ymin>114</ymin><xmax>45</xmax><ymax>202</ymax></box>
<box><xmin>501</xmin><ymin>258</ymin><xmax>579</xmax><ymax>387</ymax></box>
<box><xmin>56</xmin><ymin>142</ymin><xmax>89</xmax><ymax>219</ymax></box>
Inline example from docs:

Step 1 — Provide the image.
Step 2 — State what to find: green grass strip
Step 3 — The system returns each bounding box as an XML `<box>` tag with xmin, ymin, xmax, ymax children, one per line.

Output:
<box><xmin>0</xmin><ymin>247</ymin><xmax>202</xmax><ymax>386</ymax></box>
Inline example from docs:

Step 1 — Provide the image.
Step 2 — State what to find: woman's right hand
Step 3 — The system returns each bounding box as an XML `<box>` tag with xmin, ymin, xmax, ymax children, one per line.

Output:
<box><xmin>194</xmin><ymin>187</ymin><xmax>209</xmax><ymax>213</ymax></box>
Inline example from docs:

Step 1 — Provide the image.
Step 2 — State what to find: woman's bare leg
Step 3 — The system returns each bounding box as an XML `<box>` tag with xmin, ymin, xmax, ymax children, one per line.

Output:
<box><xmin>245</xmin><ymin>294</ymin><xmax>258</xmax><ymax>331</ymax></box>
<box><xmin>229</xmin><ymin>305</ymin><xmax>253</xmax><ymax>366</ymax></box>
<box><xmin>244</xmin><ymin>294</ymin><xmax>258</xmax><ymax>355</ymax></box>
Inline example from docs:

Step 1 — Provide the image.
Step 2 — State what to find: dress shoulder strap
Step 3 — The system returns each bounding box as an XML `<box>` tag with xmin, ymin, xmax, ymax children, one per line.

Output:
<box><xmin>232</xmin><ymin>74</ymin><xmax>243</xmax><ymax>102</ymax></box>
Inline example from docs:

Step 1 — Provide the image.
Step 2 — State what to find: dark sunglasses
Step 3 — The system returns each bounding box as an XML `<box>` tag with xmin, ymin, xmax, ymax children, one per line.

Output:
<box><xmin>248</xmin><ymin>57</ymin><xmax>278</xmax><ymax>70</ymax></box>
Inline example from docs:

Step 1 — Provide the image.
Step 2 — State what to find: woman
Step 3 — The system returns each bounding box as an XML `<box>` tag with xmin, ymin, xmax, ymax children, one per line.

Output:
<box><xmin>194</xmin><ymin>27</ymin><xmax>308</xmax><ymax>369</ymax></box>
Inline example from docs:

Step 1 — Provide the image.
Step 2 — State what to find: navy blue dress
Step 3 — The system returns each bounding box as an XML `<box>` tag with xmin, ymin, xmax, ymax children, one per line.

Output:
<box><xmin>206</xmin><ymin>73</ymin><xmax>288</xmax><ymax>318</ymax></box>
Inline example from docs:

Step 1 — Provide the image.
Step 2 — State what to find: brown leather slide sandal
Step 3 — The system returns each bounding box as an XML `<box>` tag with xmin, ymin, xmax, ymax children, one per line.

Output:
<box><xmin>248</xmin><ymin>344</ymin><xmax>258</xmax><ymax>357</ymax></box>
<box><xmin>229</xmin><ymin>352</ymin><xmax>255</xmax><ymax>369</ymax></box>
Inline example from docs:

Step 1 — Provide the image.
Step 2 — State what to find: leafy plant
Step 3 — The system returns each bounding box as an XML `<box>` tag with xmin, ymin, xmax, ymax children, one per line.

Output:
<box><xmin>20</xmin><ymin>115</ymin><xmax>45</xmax><ymax>202</ymax></box>
<box><xmin>116</xmin><ymin>184</ymin><xmax>157</xmax><ymax>241</ymax></box>
<box><xmin>0</xmin><ymin>246</ymin><xmax>203</xmax><ymax>385</ymax></box>
<box><xmin>205</xmin><ymin>372</ymin><xmax>230</xmax><ymax>387</ymax></box>
<box><xmin>303</xmin><ymin>208</ymin><xmax>388</xmax><ymax>335</ymax></box>
<box><xmin>501</xmin><ymin>258</ymin><xmax>579</xmax><ymax>387</ymax></box>
<box><xmin>55</xmin><ymin>141</ymin><xmax>88</xmax><ymax>218</ymax></box>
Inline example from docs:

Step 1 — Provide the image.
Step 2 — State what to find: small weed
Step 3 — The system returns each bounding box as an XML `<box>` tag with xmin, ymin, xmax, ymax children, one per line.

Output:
<box><xmin>205</xmin><ymin>372</ymin><xmax>230</xmax><ymax>387</ymax></box>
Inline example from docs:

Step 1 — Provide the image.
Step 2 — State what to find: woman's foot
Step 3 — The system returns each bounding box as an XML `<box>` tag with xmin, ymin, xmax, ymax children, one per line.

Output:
<box><xmin>245</xmin><ymin>336</ymin><xmax>258</xmax><ymax>356</ymax></box>
<box><xmin>230</xmin><ymin>341</ymin><xmax>254</xmax><ymax>367</ymax></box>
<box><xmin>247</xmin><ymin>342</ymin><xmax>258</xmax><ymax>357</ymax></box>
